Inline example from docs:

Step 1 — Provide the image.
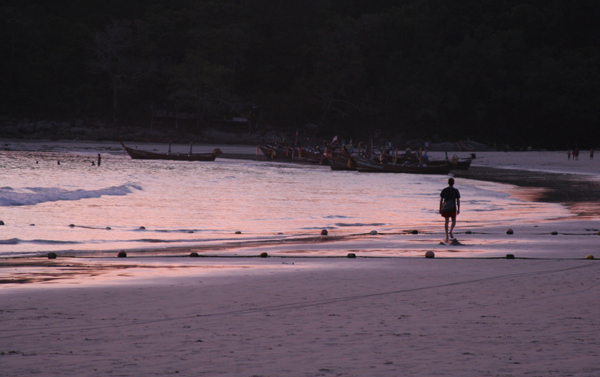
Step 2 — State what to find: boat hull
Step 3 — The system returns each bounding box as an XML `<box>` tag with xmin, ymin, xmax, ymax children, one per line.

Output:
<box><xmin>120</xmin><ymin>142</ymin><xmax>221</xmax><ymax>161</ymax></box>
<box><xmin>355</xmin><ymin>158</ymin><xmax>451</xmax><ymax>174</ymax></box>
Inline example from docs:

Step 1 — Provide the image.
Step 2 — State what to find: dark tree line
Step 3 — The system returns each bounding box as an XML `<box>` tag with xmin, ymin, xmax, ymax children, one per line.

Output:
<box><xmin>1</xmin><ymin>0</ymin><xmax>599</xmax><ymax>148</ymax></box>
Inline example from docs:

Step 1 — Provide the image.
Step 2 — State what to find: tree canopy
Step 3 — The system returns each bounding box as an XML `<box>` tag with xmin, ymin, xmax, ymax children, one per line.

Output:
<box><xmin>1</xmin><ymin>0</ymin><xmax>598</xmax><ymax>148</ymax></box>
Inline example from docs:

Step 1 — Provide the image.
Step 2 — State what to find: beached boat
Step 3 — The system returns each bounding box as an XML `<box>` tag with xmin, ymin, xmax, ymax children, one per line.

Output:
<box><xmin>328</xmin><ymin>151</ymin><xmax>358</xmax><ymax>171</ymax></box>
<box><xmin>379</xmin><ymin>151</ymin><xmax>471</xmax><ymax>170</ymax></box>
<box><xmin>427</xmin><ymin>158</ymin><xmax>472</xmax><ymax>170</ymax></box>
<box><xmin>120</xmin><ymin>141</ymin><xmax>222</xmax><ymax>161</ymax></box>
<box><xmin>259</xmin><ymin>144</ymin><xmax>311</xmax><ymax>161</ymax></box>
<box><xmin>355</xmin><ymin>157</ymin><xmax>451</xmax><ymax>174</ymax></box>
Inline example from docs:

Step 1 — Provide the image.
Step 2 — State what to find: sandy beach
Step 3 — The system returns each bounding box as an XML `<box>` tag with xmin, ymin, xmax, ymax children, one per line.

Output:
<box><xmin>2</xmin><ymin>150</ymin><xmax>600</xmax><ymax>376</ymax></box>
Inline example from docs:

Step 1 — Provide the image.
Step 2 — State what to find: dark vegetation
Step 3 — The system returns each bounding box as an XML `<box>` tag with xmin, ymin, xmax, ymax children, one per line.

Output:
<box><xmin>1</xmin><ymin>0</ymin><xmax>598</xmax><ymax>148</ymax></box>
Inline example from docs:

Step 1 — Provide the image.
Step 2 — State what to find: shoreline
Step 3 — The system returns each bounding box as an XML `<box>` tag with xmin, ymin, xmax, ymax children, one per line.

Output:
<box><xmin>2</xmin><ymin>144</ymin><xmax>600</xmax><ymax>376</ymax></box>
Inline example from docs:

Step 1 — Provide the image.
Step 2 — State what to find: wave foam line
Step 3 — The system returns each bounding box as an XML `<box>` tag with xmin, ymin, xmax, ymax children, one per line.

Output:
<box><xmin>0</xmin><ymin>184</ymin><xmax>142</xmax><ymax>206</ymax></box>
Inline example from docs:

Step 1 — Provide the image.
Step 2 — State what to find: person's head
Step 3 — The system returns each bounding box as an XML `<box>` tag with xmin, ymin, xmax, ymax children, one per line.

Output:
<box><xmin>448</xmin><ymin>177</ymin><xmax>455</xmax><ymax>186</ymax></box>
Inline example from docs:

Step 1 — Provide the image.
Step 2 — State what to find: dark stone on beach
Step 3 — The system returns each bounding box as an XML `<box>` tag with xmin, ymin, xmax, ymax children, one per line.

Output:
<box><xmin>506</xmin><ymin>254</ymin><xmax>515</xmax><ymax>259</ymax></box>
<box><xmin>465</xmin><ymin>230</ymin><xmax>472</xmax><ymax>234</ymax></box>
<box><xmin>190</xmin><ymin>252</ymin><xmax>199</xmax><ymax>257</ymax></box>
<box><xmin>235</xmin><ymin>231</ymin><xmax>242</xmax><ymax>234</ymax></box>
<box><xmin>321</xmin><ymin>229</ymin><xmax>328</xmax><ymax>236</ymax></box>
<box><xmin>370</xmin><ymin>230</ymin><xmax>377</xmax><ymax>235</ymax></box>
<box><xmin>69</xmin><ymin>224</ymin><xmax>75</xmax><ymax>227</ymax></box>
<box><xmin>411</xmin><ymin>230</ymin><xmax>419</xmax><ymax>234</ymax></box>
<box><xmin>117</xmin><ymin>251</ymin><xmax>127</xmax><ymax>258</ymax></box>
<box><xmin>506</xmin><ymin>229</ymin><xmax>514</xmax><ymax>235</ymax></box>
<box><xmin>30</xmin><ymin>224</ymin><xmax>35</xmax><ymax>226</ymax></box>
<box><xmin>259</xmin><ymin>252</ymin><xmax>268</xmax><ymax>258</ymax></box>
<box><xmin>0</xmin><ymin>220</ymin><xmax>4</xmax><ymax>225</ymax></box>
<box><xmin>451</xmin><ymin>239</ymin><xmax>462</xmax><ymax>246</ymax></box>
<box><xmin>586</xmin><ymin>255</ymin><xmax>595</xmax><ymax>260</ymax></box>
<box><xmin>188</xmin><ymin>230</ymin><xmax>194</xmax><ymax>233</ymax></box>
<box><xmin>347</xmin><ymin>253</ymin><xmax>356</xmax><ymax>258</ymax></box>
<box><xmin>47</xmin><ymin>252</ymin><xmax>57</xmax><ymax>259</ymax></box>
<box><xmin>551</xmin><ymin>231</ymin><xmax>558</xmax><ymax>235</ymax></box>
<box><xmin>106</xmin><ymin>227</ymin><xmax>111</xmax><ymax>230</ymax></box>
<box><xmin>425</xmin><ymin>250</ymin><xmax>435</xmax><ymax>258</ymax></box>
<box><xmin>139</xmin><ymin>226</ymin><xmax>146</xmax><ymax>230</ymax></box>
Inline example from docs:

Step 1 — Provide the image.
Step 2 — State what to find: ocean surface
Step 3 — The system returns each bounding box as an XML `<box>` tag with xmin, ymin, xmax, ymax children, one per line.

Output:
<box><xmin>1</xmin><ymin>142</ymin><xmax>570</xmax><ymax>257</ymax></box>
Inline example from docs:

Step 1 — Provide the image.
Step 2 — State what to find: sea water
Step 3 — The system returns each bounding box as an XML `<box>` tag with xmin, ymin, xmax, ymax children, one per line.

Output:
<box><xmin>1</xmin><ymin>142</ymin><xmax>569</xmax><ymax>257</ymax></box>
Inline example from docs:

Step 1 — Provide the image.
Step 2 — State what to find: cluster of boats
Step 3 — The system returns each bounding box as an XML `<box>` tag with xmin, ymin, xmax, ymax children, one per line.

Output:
<box><xmin>258</xmin><ymin>142</ymin><xmax>471</xmax><ymax>174</ymax></box>
<box><xmin>120</xmin><ymin>140</ymin><xmax>471</xmax><ymax>175</ymax></box>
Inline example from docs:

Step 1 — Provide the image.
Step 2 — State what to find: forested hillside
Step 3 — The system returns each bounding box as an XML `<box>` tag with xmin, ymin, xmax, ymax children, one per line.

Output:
<box><xmin>1</xmin><ymin>0</ymin><xmax>598</xmax><ymax>148</ymax></box>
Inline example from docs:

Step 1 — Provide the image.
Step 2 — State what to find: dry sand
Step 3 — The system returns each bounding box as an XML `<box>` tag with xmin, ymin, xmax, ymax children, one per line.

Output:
<box><xmin>2</xmin><ymin>150</ymin><xmax>600</xmax><ymax>376</ymax></box>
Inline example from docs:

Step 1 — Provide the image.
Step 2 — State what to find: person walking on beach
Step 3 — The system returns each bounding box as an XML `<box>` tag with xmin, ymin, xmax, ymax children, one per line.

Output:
<box><xmin>439</xmin><ymin>178</ymin><xmax>460</xmax><ymax>242</ymax></box>
<box><xmin>590</xmin><ymin>148</ymin><xmax>594</xmax><ymax>160</ymax></box>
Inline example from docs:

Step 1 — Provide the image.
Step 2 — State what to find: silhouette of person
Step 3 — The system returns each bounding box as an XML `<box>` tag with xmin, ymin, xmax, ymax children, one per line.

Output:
<box><xmin>439</xmin><ymin>178</ymin><xmax>461</xmax><ymax>242</ymax></box>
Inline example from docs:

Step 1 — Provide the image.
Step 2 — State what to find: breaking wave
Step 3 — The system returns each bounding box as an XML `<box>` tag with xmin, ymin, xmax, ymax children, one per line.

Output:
<box><xmin>0</xmin><ymin>184</ymin><xmax>142</xmax><ymax>206</ymax></box>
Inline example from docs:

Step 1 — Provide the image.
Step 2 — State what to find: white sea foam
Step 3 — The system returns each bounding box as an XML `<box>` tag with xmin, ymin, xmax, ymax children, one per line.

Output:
<box><xmin>0</xmin><ymin>184</ymin><xmax>141</xmax><ymax>206</ymax></box>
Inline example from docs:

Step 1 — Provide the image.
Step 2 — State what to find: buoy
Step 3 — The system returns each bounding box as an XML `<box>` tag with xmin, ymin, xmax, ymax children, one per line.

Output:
<box><xmin>347</xmin><ymin>253</ymin><xmax>356</xmax><ymax>258</ymax></box>
<box><xmin>550</xmin><ymin>231</ymin><xmax>558</xmax><ymax>235</ymax></box>
<box><xmin>370</xmin><ymin>230</ymin><xmax>377</xmax><ymax>235</ymax></box>
<box><xmin>235</xmin><ymin>231</ymin><xmax>242</xmax><ymax>234</ymax></box>
<box><xmin>506</xmin><ymin>254</ymin><xmax>515</xmax><ymax>259</ymax></box>
<box><xmin>425</xmin><ymin>250</ymin><xmax>435</xmax><ymax>258</ymax></box>
<box><xmin>411</xmin><ymin>230</ymin><xmax>419</xmax><ymax>234</ymax></box>
<box><xmin>190</xmin><ymin>252</ymin><xmax>199</xmax><ymax>257</ymax></box>
<box><xmin>506</xmin><ymin>229</ymin><xmax>514</xmax><ymax>235</ymax></box>
<box><xmin>259</xmin><ymin>252</ymin><xmax>268</xmax><ymax>258</ymax></box>
<box><xmin>47</xmin><ymin>252</ymin><xmax>57</xmax><ymax>259</ymax></box>
<box><xmin>586</xmin><ymin>255</ymin><xmax>595</xmax><ymax>260</ymax></box>
<box><xmin>117</xmin><ymin>251</ymin><xmax>127</xmax><ymax>258</ymax></box>
<box><xmin>321</xmin><ymin>229</ymin><xmax>328</xmax><ymax>236</ymax></box>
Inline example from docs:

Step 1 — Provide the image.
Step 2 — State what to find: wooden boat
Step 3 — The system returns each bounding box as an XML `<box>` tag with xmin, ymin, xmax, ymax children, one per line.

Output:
<box><xmin>120</xmin><ymin>141</ymin><xmax>222</xmax><ymax>161</ymax></box>
<box><xmin>355</xmin><ymin>157</ymin><xmax>451</xmax><ymax>174</ymax></box>
<box><xmin>303</xmin><ymin>148</ymin><xmax>329</xmax><ymax>164</ymax></box>
<box><xmin>328</xmin><ymin>151</ymin><xmax>358</xmax><ymax>171</ymax></box>
<box><xmin>259</xmin><ymin>144</ymin><xmax>311</xmax><ymax>161</ymax></box>
<box><xmin>427</xmin><ymin>158</ymin><xmax>472</xmax><ymax>170</ymax></box>
<box><xmin>379</xmin><ymin>151</ymin><xmax>471</xmax><ymax>170</ymax></box>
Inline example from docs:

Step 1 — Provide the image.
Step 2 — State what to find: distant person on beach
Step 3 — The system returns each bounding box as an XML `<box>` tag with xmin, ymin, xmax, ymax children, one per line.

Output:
<box><xmin>590</xmin><ymin>149</ymin><xmax>594</xmax><ymax>160</ymax></box>
<box><xmin>574</xmin><ymin>147</ymin><xmax>579</xmax><ymax>160</ymax></box>
<box><xmin>439</xmin><ymin>178</ymin><xmax>460</xmax><ymax>242</ymax></box>
<box><xmin>98</xmin><ymin>154</ymin><xmax>101</xmax><ymax>167</ymax></box>
<box><xmin>568</xmin><ymin>150</ymin><xmax>571</xmax><ymax>160</ymax></box>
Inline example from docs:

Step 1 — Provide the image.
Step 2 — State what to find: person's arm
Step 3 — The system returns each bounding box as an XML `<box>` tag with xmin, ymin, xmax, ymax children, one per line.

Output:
<box><xmin>439</xmin><ymin>197</ymin><xmax>443</xmax><ymax>213</ymax></box>
<box><xmin>456</xmin><ymin>198</ymin><xmax>460</xmax><ymax>214</ymax></box>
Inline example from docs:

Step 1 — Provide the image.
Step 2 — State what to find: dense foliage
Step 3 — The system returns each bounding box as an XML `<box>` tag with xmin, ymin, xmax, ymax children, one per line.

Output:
<box><xmin>1</xmin><ymin>0</ymin><xmax>599</xmax><ymax>148</ymax></box>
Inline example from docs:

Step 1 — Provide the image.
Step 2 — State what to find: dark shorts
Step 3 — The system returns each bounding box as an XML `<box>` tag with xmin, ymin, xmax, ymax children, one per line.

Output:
<box><xmin>441</xmin><ymin>211</ymin><xmax>457</xmax><ymax>220</ymax></box>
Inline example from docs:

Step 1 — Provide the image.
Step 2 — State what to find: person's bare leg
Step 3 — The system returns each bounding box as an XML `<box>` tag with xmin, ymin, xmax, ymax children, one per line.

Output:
<box><xmin>444</xmin><ymin>218</ymin><xmax>449</xmax><ymax>241</ymax></box>
<box><xmin>449</xmin><ymin>217</ymin><xmax>456</xmax><ymax>239</ymax></box>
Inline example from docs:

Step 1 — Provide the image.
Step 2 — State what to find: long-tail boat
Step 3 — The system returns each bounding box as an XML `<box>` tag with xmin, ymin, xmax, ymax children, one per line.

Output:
<box><xmin>328</xmin><ymin>151</ymin><xmax>358</xmax><ymax>171</ymax></box>
<box><xmin>355</xmin><ymin>157</ymin><xmax>451</xmax><ymax>174</ymax></box>
<box><xmin>120</xmin><ymin>141</ymin><xmax>222</xmax><ymax>161</ymax></box>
